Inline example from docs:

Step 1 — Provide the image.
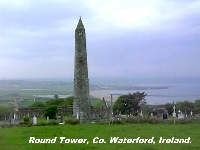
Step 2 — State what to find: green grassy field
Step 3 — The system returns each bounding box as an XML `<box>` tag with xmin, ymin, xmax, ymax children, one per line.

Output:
<box><xmin>0</xmin><ymin>80</ymin><xmax>74</xmax><ymax>107</ymax></box>
<box><xmin>0</xmin><ymin>80</ymin><xmax>103</xmax><ymax>108</ymax></box>
<box><xmin>0</xmin><ymin>123</ymin><xmax>200</xmax><ymax>150</ymax></box>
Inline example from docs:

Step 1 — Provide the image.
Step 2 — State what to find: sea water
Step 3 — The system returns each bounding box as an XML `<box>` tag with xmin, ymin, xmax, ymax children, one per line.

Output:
<box><xmin>90</xmin><ymin>77</ymin><xmax>200</xmax><ymax>105</ymax></box>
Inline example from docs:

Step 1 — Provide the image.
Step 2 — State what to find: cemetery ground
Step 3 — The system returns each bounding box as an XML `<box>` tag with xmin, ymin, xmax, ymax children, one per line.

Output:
<box><xmin>0</xmin><ymin>122</ymin><xmax>200</xmax><ymax>150</ymax></box>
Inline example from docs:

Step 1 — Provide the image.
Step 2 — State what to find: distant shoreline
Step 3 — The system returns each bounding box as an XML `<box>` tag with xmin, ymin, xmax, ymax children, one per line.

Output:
<box><xmin>89</xmin><ymin>88</ymin><xmax>200</xmax><ymax>105</ymax></box>
<box><xmin>90</xmin><ymin>90</ymin><xmax>162</xmax><ymax>105</ymax></box>
<box><xmin>90</xmin><ymin>90</ymin><xmax>117</xmax><ymax>103</ymax></box>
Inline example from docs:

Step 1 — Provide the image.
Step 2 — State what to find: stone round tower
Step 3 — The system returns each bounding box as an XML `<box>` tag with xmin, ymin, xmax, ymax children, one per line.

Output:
<box><xmin>73</xmin><ymin>17</ymin><xmax>91</xmax><ymax>118</ymax></box>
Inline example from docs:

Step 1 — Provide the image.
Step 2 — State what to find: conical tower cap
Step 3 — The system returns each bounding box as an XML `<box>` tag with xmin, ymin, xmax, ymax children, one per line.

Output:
<box><xmin>76</xmin><ymin>17</ymin><xmax>85</xmax><ymax>29</ymax></box>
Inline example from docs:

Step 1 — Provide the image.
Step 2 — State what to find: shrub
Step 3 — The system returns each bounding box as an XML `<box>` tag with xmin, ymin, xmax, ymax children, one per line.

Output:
<box><xmin>47</xmin><ymin>121</ymin><xmax>59</xmax><ymax>126</ymax></box>
<box><xmin>44</xmin><ymin>105</ymin><xmax>58</xmax><ymax>119</ymax></box>
<box><xmin>113</xmin><ymin>120</ymin><xmax>123</xmax><ymax>124</ymax></box>
<box><xmin>123</xmin><ymin>118</ymin><xmax>139</xmax><ymax>123</ymax></box>
<box><xmin>148</xmin><ymin>118</ymin><xmax>162</xmax><ymax>124</ymax></box>
<box><xmin>122</xmin><ymin>117</ymin><xmax>169</xmax><ymax>124</ymax></box>
<box><xmin>65</xmin><ymin>119</ymin><xmax>80</xmax><ymax>125</ymax></box>
<box><xmin>36</xmin><ymin>122</ymin><xmax>46</xmax><ymax>126</ymax></box>
<box><xmin>28</xmin><ymin>102</ymin><xmax>45</xmax><ymax>108</ymax></box>
<box><xmin>176</xmin><ymin>118</ymin><xmax>195</xmax><ymax>124</ymax></box>
<box><xmin>35</xmin><ymin>121</ymin><xmax>59</xmax><ymax>126</ymax></box>
<box><xmin>23</xmin><ymin>116</ymin><xmax>29</xmax><ymax>122</ymax></box>
<box><xmin>138</xmin><ymin>118</ymin><xmax>149</xmax><ymax>123</ymax></box>
<box><xmin>97</xmin><ymin>122</ymin><xmax>107</xmax><ymax>125</ymax></box>
<box><xmin>18</xmin><ymin>122</ymin><xmax>32</xmax><ymax>127</ymax></box>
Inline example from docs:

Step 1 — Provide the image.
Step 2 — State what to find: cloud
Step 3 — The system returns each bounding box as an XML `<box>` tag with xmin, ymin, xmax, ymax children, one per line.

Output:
<box><xmin>0</xmin><ymin>0</ymin><xmax>199</xmax><ymax>78</ymax></box>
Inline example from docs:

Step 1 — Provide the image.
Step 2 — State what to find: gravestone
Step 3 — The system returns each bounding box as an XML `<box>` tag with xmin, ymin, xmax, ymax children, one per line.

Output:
<box><xmin>178</xmin><ymin>114</ymin><xmax>185</xmax><ymax>119</ymax></box>
<box><xmin>140</xmin><ymin>111</ymin><xmax>143</xmax><ymax>118</ymax></box>
<box><xmin>172</xmin><ymin>105</ymin><xmax>176</xmax><ymax>117</ymax></box>
<box><xmin>76</xmin><ymin>111</ymin><xmax>79</xmax><ymax>120</ymax></box>
<box><xmin>47</xmin><ymin>116</ymin><xmax>49</xmax><ymax>123</ymax></box>
<box><xmin>195</xmin><ymin>114</ymin><xmax>200</xmax><ymax>118</ymax></box>
<box><xmin>33</xmin><ymin>116</ymin><xmax>37</xmax><ymax>125</ymax></box>
<box><xmin>163</xmin><ymin>114</ymin><xmax>168</xmax><ymax>120</ymax></box>
<box><xmin>60</xmin><ymin>115</ymin><xmax>64</xmax><ymax>123</ymax></box>
<box><xmin>190</xmin><ymin>111</ymin><xmax>193</xmax><ymax>117</ymax></box>
<box><xmin>114</xmin><ymin>115</ymin><xmax>121</xmax><ymax>120</ymax></box>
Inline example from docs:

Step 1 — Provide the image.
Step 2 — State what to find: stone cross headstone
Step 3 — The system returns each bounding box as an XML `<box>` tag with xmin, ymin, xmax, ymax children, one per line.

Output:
<box><xmin>33</xmin><ymin>116</ymin><xmax>37</xmax><ymax>125</ymax></box>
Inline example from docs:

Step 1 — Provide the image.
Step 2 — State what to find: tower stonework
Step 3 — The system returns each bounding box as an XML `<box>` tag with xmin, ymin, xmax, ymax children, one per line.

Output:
<box><xmin>73</xmin><ymin>17</ymin><xmax>91</xmax><ymax>117</ymax></box>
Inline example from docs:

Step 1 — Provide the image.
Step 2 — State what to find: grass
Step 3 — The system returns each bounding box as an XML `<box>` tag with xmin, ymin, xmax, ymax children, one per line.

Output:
<box><xmin>0</xmin><ymin>80</ymin><xmax>74</xmax><ymax>107</ymax></box>
<box><xmin>0</xmin><ymin>123</ymin><xmax>200</xmax><ymax>150</ymax></box>
<box><xmin>90</xmin><ymin>98</ymin><xmax>102</xmax><ymax>108</ymax></box>
<box><xmin>0</xmin><ymin>80</ymin><xmax>104</xmax><ymax>108</ymax></box>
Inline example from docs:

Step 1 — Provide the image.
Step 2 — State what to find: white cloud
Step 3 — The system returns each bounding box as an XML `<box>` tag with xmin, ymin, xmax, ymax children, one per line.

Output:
<box><xmin>0</xmin><ymin>0</ymin><xmax>200</xmax><ymax>78</ymax></box>
<box><xmin>0</xmin><ymin>0</ymin><xmax>31</xmax><ymax>9</ymax></box>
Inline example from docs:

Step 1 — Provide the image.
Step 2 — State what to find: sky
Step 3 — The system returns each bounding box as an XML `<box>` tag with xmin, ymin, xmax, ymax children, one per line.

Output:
<box><xmin>0</xmin><ymin>0</ymin><xmax>200</xmax><ymax>79</ymax></box>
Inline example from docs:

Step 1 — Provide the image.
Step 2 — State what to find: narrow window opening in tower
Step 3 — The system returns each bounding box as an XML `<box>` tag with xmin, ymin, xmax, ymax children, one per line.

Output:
<box><xmin>79</xmin><ymin>31</ymin><xmax>83</xmax><ymax>36</ymax></box>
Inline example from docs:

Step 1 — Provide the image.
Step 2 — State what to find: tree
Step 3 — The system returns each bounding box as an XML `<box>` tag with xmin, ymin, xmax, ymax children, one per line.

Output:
<box><xmin>113</xmin><ymin>92</ymin><xmax>147</xmax><ymax>114</ymax></box>
<box><xmin>44</xmin><ymin>105</ymin><xmax>58</xmax><ymax>119</ymax></box>
<box><xmin>43</xmin><ymin>96</ymin><xmax>73</xmax><ymax>119</ymax></box>
<box><xmin>23</xmin><ymin>116</ymin><xmax>29</xmax><ymax>122</ymax></box>
<box><xmin>28</xmin><ymin>102</ymin><xmax>45</xmax><ymax>108</ymax></box>
<box><xmin>53</xmin><ymin>94</ymin><xmax>59</xmax><ymax>99</ymax></box>
<box><xmin>0</xmin><ymin>105</ymin><xmax>11</xmax><ymax>118</ymax></box>
<box><xmin>194</xmin><ymin>100</ymin><xmax>200</xmax><ymax>113</ymax></box>
<box><xmin>164</xmin><ymin>103</ymin><xmax>174</xmax><ymax>115</ymax></box>
<box><xmin>45</xmin><ymin>96</ymin><xmax>73</xmax><ymax>107</ymax></box>
<box><xmin>176</xmin><ymin>101</ymin><xmax>195</xmax><ymax>113</ymax></box>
